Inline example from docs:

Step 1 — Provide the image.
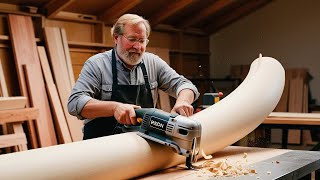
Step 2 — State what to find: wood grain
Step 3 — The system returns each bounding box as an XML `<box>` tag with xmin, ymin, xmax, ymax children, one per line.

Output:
<box><xmin>44</xmin><ymin>27</ymin><xmax>83</xmax><ymax>141</ymax></box>
<box><xmin>8</xmin><ymin>14</ymin><xmax>57</xmax><ymax>147</ymax></box>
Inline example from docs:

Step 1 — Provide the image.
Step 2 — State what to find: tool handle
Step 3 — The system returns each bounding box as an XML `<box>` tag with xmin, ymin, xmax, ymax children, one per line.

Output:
<box><xmin>135</xmin><ymin>108</ymin><xmax>156</xmax><ymax>123</ymax></box>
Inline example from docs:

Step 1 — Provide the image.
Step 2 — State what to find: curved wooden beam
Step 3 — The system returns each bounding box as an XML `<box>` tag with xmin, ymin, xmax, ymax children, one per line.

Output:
<box><xmin>0</xmin><ymin>55</ymin><xmax>285</xmax><ymax>179</ymax></box>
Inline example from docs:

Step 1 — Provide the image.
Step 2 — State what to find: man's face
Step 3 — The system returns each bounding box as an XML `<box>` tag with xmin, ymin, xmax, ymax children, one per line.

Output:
<box><xmin>115</xmin><ymin>23</ymin><xmax>148</xmax><ymax>67</ymax></box>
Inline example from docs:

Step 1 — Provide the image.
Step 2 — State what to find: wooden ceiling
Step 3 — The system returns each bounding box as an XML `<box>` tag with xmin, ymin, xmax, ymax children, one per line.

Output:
<box><xmin>0</xmin><ymin>0</ymin><xmax>271</xmax><ymax>35</ymax></box>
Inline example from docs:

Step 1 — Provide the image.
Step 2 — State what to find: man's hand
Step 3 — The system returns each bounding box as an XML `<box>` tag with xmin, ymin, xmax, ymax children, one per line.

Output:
<box><xmin>113</xmin><ymin>104</ymin><xmax>141</xmax><ymax>125</ymax></box>
<box><xmin>171</xmin><ymin>101</ymin><xmax>194</xmax><ymax>117</ymax></box>
<box><xmin>171</xmin><ymin>89</ymin><xmax>195</xmax><ymax>117</ymax></box>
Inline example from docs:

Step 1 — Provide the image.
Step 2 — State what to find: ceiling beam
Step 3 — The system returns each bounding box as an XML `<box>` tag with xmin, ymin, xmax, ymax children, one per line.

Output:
<box><xmin>149</xmin><ymin>0</ymin><xmax>194</xmax><ymax>26</ymax></box>
<box><xmin>44</xmin><ymin>0</ymin><xmax>75</xmax><ymax>18</ymax></box>
<box><xmin>178</xmin><ymin>0</ymin><xmax>236</xmax><ymax>28</ymax></box>
<box><xmin>205</xmin><ymin>0</ymin><xmax>271</xmax><ymax>34</ymax></box>
<box><xmin>99</xmin><ymin>0</ymin><xmax>143</xmax><ymax>24</ymax></box>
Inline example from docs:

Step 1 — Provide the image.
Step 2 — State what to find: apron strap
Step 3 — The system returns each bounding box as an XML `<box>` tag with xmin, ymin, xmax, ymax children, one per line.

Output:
<box><xmin>140</xmin><ymin>63</ymin><xmax>151</xmax><ymax>90</ymax></box>
<box><xmin>111</xmin><ymin>49</ymin><xmax>118</xmax><ymax>88</ymax></box>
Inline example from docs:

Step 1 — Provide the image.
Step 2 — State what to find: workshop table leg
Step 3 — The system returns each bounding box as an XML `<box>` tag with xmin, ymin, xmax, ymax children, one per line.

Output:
<box><xmin>282</xmin><ymin>129</ymin><xmax>288</xmax><ymax>149</ymax></box>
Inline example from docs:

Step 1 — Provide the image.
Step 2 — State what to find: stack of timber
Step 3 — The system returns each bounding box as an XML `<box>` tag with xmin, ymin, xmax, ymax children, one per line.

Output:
<box><xmin>230</xmin><ymin>66</ymin><xmax>311</xmax><ymax>147</ymax></box>
<box><xmin>8</xmin><ymin>14</ymin><xmax>57</xmax><ymax>148</ymax></box>
<box><xmin>1</xmin><ymin>54</ymin><xmax>39</xmax><ymax>153</ymax></box>
<box><xmin>0</xmin><ymin>14</ymin><xmax>84</xmax><ymax>153</ymax></box>
<box><xmin>272</xmin><ymin>68</ymin><xmax>311</xmax><ymax>145</ymax></box>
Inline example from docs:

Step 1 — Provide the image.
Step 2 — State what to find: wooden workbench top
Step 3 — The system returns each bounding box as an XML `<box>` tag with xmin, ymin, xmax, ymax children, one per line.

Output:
<box><xmin>265</xmin><ymin>112</ymin><xmax>320</xmax><ymax>125</ymax></box>
<box><xmin>138</xmin><ymin>146</ymin><xmax>320</xmax><ymax>179</ymax></box>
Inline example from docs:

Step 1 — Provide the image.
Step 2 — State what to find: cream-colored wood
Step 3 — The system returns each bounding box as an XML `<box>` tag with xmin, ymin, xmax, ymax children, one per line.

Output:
<box><xmin>0</xmin><ymin>56</ymin><xmax>284</xmax><ymax>179</ymax></box>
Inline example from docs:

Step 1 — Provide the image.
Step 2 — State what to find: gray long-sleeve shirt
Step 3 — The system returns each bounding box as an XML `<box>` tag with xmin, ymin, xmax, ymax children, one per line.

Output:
<box><xmin>68</xmin><ymin>49</ymin><xmax>199</xmax><ymax>123</ymax></box>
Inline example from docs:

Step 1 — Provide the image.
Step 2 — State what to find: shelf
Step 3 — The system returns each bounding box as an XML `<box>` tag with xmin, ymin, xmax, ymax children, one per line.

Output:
<box><xmin>0</xmin><ymin>34</ymin><xmax>41</xmax><ymax>42</ymax></box>
<box><xmin>68</xmin><ymin>41</ymin><xmax>113</xmax><ymax>49</ymax></box>
<box><xmin>169</xmin><ymin>49</ymin><xmax>210</xmax><ymax>55</ymax></box>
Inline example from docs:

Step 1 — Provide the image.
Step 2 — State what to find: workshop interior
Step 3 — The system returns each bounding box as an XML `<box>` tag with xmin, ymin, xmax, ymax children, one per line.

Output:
<box><xmin>0</xmin><ymin>0</ymin><xmax>320</xmax><ymax>179</ymax></box>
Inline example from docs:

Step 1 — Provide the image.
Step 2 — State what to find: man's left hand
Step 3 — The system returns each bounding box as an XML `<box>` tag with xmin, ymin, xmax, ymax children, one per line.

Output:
<box><xmin>171</xmin><ymin>101</ymin><xmax>194</xmax><ymax>117</ymax></box>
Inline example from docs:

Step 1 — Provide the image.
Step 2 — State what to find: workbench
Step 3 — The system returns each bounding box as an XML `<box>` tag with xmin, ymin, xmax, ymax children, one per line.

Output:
<box><xmin>260</xmin><ymin>112</ymin><xmax>320</xmax><ymax>149</ymax></box>
<box><xmin>138</xmin><ymin>146</ymin><xmax>320</xmax><ymax>180</ymax></box>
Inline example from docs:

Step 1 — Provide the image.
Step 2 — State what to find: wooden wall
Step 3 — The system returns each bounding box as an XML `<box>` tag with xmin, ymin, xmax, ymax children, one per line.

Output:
<box><xmin>0</xmin><ymin>11</ymin><xmax>210</xmax><ymax>101</ymax></box>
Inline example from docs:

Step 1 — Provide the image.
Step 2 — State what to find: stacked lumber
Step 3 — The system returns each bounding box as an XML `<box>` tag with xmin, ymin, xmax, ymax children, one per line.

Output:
<box><xmin>0</xmin><ymin>14</ymin><xmax>84</xmax><ymax>152</ymax></box>
<box><xmin>43</xmin><ymin>27</ymin><xmax>82</xmax><ymax>142</ymax></box>
<box><xmin>231</xmin><ymin>66</ymin><xmax>311</xmax><ymax>146</ymax></box>
<box><xmin>1</xmin><ymin>58</ymin><xmax>39</xmax><ymax>153</ymax></box>
<box><xmin>273</xmin><ymin>68</ymin><xmax>311</xmax><ymax>145</ymax></box>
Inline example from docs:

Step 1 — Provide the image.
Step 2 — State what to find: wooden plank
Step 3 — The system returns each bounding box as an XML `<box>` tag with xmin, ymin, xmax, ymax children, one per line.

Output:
<box><xmin>150</xmin><ymin>0</ymin><xmax>194</xmax><ymax>26</ymax></box>
<box><xmin>274</xmin><ymin>70</ymin><xmax>289</xmax><ymax>112</ymax></box>
<box><xmin>265</xmin><ymin>117</ymin><xmax>320</xmax><ymax>125</ymax></box>
<box><xmin>269</xmin><ymin>112</ymin><xmax>320</xmax><ymax>119</ymax></box>
<box><xmin>44</xmin><ymin>0</ymin><xmax>76</xmax><ymax>18</ymax></box>
<box><xmin>38</xmin><ymin>46</ymin><xmax>72</xmax><ymax>144</ymax></box>
<box><xmin>37</xmin><ymin>47</ymin><xmax>54</xmax><ymax>85</ymax></box>
<box><xmin>0</xmin><ymin>108</ymin><xmax>38</xmax><ymax>127</ymax></box>
<box><xmin>8</xmin><ymin>14</ymin><xmax>53</xmax><ymax>148</ymax></box>
<box><xmin>0</xmin><ymin>96</ymin><xmax>27</xmax><ymax>111</ymax></box>
<box><xmin>99</xmin><ymin>0</ymin><xmax>143</xmax><ymax>23</ymax></box>
<box><xmin>12</xmin><ymin>123</ymin><xmax>27</xmax><ymax>151</ymax></box>
<box><xmin>0</xmin><ymin>58</ymin><xmax>8</xmax><ymax>97</ymax></box>
<box><xmin>46</xmin><ymin>83</ymin><xmax>72</xmax><ymax>144</ymax></box>
<box><xmin>0</xmin><ymin>133</ymin><xmax>26</xmax><ymax>149</ymax></box>
<box><xmin>60</xmin><ymin>28</ymin><xmax>75</xmax><ymax>86</ymax></box>
<box><xmin>44</xmin><ymin>27</ymin><xmax>83</xmax><ymax>141</ymax></box>
<box><xmin>179</xmin><ymin>0</ymin><xmax>235</xmax><ymax>28</ymax></box>
<box><xmin>23</xmin><ymin>64</ymin><xmax>57</xmax><ymax>147</ymax></box>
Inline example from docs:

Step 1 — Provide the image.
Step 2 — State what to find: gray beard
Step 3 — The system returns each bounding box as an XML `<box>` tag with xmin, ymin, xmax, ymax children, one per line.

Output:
<box><xmin>119</xmin><ymin>50</ymin><xmax>143</xmax><ymax>66</ymax></box>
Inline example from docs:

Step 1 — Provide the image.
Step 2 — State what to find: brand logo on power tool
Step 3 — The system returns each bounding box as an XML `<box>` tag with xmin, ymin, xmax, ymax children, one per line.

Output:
<box><xmin>150</xmin><ymin>120</ymin><xmax>164</xmax><ymax>128</ymax></box>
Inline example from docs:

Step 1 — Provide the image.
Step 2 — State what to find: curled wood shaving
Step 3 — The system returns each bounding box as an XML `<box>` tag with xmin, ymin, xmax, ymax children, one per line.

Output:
<box><xmin>201</xmin><ymin>149</ymin><xmax>213</xmax><ymax>159</ymax></box>
<box><xmin>197</xmin><ymin>152</ymin><xmax>257</xmax><ymax>177</ymax></box>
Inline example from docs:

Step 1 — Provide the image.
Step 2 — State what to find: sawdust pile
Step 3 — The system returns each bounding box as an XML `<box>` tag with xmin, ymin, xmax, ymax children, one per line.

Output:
<box><xmin>197</xmin><ymin>153</ymin><xmax>257</xmax><ymax>178</ymax></box>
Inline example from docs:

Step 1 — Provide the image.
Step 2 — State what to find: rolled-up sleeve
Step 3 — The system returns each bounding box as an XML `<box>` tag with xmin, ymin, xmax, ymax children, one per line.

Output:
<box><xmin>68</xmin><ymin>56</ymin><xmax>103</xmax><ymax>120</ymax></box>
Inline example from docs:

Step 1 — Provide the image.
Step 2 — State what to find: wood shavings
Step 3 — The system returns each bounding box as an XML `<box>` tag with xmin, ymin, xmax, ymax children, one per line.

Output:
<box><xmin>201</xmin><ymin>149</ymin><xmax>212</xmax><ymax>159</ymax></box>
<box><xmin>197</xmin><ymin>152</ymin><xmax>257</xmax><ymax>178</ymax></box>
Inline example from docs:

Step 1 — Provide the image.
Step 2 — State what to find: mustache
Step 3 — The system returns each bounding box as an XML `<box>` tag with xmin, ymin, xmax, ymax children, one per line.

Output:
<box><xmin>128</xmin><ymin>49</ymin><xmax>141</xmax><ymax>53</ymax></box>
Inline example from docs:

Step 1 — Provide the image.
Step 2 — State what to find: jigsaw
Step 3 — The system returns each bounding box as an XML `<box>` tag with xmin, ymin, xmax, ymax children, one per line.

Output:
<box><xmin>123</xmin><ymin>108</ymin><xmax>202</xmax><ymax>169</ymax></box>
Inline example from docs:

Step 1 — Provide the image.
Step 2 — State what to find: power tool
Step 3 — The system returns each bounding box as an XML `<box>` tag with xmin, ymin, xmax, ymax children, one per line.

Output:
<box><xmin>123</xmin><ymin>108</ymin><xmax>202</xmax><ymax>169</ymax></box>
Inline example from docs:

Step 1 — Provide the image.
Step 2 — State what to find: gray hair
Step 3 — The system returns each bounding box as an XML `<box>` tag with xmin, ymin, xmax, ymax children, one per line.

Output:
<box><xmin>111</xmin><ymin>14</ymin><xmax>151</xmax><ymax>38</ymax></box>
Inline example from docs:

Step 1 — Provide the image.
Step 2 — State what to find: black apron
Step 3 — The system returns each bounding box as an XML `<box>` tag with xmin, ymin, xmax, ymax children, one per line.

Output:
<box><xmin>83</xmin><ymin>49</ymin><xmax>154</xmax><ymax>140</ymax></box>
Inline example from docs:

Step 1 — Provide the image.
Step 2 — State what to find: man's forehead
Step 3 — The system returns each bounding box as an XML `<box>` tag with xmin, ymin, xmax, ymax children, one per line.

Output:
<box><xmin>124</xmin><ymin>23</ymin><xmax>147</xmax><ymax>33</ymax></box>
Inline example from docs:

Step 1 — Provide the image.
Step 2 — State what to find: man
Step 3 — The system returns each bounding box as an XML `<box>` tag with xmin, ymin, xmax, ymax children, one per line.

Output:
<box><xmin>68</xmin><ymin>14</ymin><xmax>199</xmax><ymax>140</ymax></box>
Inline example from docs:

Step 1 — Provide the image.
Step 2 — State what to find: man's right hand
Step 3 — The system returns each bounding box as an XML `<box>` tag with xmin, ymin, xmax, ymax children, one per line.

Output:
<box><xmin>113</xmin><ymin>103</ymin><xmax>141</xmax><ymax>125</ymax></box>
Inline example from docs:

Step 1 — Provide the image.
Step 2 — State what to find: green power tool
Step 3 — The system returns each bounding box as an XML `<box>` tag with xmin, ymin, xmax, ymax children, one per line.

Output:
<box><xmin>123</xmin><ymin>108</ymin><xmax>202</xmax><ymax>169</ymax></box>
